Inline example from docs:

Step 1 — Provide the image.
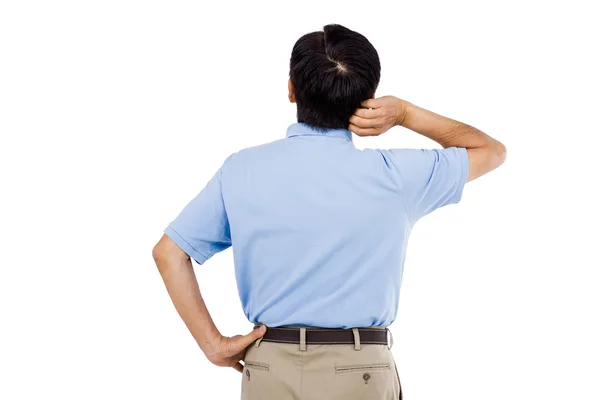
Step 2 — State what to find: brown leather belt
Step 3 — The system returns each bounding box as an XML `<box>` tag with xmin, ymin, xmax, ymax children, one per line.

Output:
<box><xmin>254</xmin><ymin>325</ymin><xmax>390</xmax><ymax>346</ymax></box>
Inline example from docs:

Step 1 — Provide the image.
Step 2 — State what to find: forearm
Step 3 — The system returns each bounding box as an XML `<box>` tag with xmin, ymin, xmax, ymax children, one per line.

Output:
<box><xmin>153</xmin><ymin>251</ymin><xmax>220</xmax><ymax>355</ymax></box>
<box><xmin>152</xmin><ymin>234</ymin><xmax>266</xmax><ymax>371</ymax></box>
<box><xmin>399</xmin><ymin>101</ymin><xmax>501</xmax><ymax>150</ymax></box>
<box><xmin>351</xmin><ymin>95</ymin><xmax>506</xmax><ymax>181</ymax></box>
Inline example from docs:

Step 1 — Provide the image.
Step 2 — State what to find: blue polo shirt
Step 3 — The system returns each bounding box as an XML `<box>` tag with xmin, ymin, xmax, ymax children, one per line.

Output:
<box><xmin>164</xmin><ymin>122</ymin><xmax>469</xmax><ymax>328</ymax></box>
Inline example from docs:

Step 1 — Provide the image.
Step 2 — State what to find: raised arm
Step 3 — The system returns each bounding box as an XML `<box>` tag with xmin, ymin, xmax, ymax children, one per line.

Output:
<box><xmin>349</xmin><ymin>96</ymin><xmax>507</xmax><ymax>182</ymax></box>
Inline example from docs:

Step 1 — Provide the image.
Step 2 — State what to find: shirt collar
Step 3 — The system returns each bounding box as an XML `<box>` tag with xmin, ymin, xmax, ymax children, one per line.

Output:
<box><xmin>286</xmin><ymin>122</ymin><xmax>353</xmax><ymax>143</ymax></box>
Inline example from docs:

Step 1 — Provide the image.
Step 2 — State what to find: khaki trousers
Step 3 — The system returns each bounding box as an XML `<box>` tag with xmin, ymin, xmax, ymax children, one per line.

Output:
<box><xmin>241</xmin><ymin>325</ymin><xmax>402</xmax><ymax>400</ymax></box>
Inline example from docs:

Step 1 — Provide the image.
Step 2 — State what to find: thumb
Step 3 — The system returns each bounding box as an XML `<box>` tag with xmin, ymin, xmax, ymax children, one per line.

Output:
<box><xmin>240</xmin><ymin>325</ymin><xmax>267</xmax><ymax>346</ymax></box>
<box><xmin>252</xmin><ymin>325</ymin><xmax>267</xmax><ymax>337</ymax></box>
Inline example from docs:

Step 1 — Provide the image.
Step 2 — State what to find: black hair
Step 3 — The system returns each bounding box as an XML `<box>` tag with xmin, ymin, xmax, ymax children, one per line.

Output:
<box><xmin>289</xmin><ymin>24</ymin><xmax>381</xmax><ymax>130</ymax></box>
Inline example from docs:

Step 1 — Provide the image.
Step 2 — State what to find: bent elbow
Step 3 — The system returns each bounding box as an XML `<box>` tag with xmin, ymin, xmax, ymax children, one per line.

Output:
<box><xmin>152</xmin><ymin>243</ymin><xmax>164</xmax><ymax>263</ymax></box>
<box><xmin>494</xmin><ymin>141</ymin><xmax>507</xmax><ymax>167</ymax></box>
<box><xmin>152</xmin><ymin>236</ymin><xmax>172</xmax><ymax>265</ymax></box>
<box><xmin>152</xmin><ymin>234</ymin><xmax>190</xmax><ymax>270</ymax></box>
<box><xmin>466</xmin><ymin>140</ymin><xmax>507</xmax><ymax>182</ymax></box>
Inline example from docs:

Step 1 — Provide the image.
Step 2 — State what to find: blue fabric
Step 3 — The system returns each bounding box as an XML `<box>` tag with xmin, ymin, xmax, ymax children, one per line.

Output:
<box><xmin>164</xmin><ymin>123</ymin><xmax>469</xmax><ymax>328</ymax></box>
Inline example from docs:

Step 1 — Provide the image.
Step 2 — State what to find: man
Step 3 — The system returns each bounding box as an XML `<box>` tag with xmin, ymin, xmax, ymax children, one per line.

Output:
<box><xmin>152</xmin><ymin>24</ymin><xmax>506</xmax><ymax>399</ymax></box>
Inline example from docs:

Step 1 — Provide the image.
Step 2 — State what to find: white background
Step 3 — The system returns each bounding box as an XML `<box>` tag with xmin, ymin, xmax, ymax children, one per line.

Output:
<box><xmin>1</xmin><ymin>1</ymin><xmax>599</xmax><ymax>399</ymax></box>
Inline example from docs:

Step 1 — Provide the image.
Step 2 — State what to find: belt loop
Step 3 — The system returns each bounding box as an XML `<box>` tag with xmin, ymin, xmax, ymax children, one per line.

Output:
<box><xmin>386</xmin><ymin>327</ymin><xmax>394</xmax><ymax>350</ymax></box>
<box><xmin>352</xmin><ymin>328</ymin><xmax>361</xmax><ymax>351</ymax></box>
<box><xmin>254</xmin><ymin>324</ymin><xmax>265</xmax><ymax>348</ymax></box>
<box><xmin>299</xmin><ymin>327</ymin><xmax>307</xmax><ymax>351</ymax></box>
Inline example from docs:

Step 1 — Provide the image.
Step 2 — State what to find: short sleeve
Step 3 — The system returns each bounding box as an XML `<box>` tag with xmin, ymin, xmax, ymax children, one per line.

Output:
<box><xmin>163</xmin><ymin>163</ymin><xmax>232</xmax><ymax>265</ymax></box>
<box><xmin>379</xmin><ymin>147</ymin><xmax>469</xmax><ymax>222</ymax></box>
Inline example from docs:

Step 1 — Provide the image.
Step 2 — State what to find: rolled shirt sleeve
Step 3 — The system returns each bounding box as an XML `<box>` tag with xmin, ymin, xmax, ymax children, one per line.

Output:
<box><xmin>378</xmin><ymin>147</ymin><xmax>469</xmax><ymax>222</ymax></box>
<box><xmin>163</xmin><ymin>160</ymin><xmax>232</xmax><ymax>265</ymax></box>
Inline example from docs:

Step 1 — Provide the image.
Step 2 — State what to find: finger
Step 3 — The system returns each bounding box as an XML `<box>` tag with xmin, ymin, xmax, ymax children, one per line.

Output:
<box><xmin>353</xmin><ymin>108</ymin><xmax>377</xmax><ymax>119</ymax></box>
<box><xmin>233</xmin><ymin>362</ymin><xmax>244</xmax><ymax>373</ymax></box>
<box><xmin>360</xmin><ymin>98</ymin><xmax>380</xmax><ymax>109</ymax></box>
<box><xmin>353</xmin><ymin>107</ymin><xmax>381</xmax><ymax>119</ymax></box>
<box><xmin>349</xmin><ymin>115</ymin><xmax>381</xmax><ymax>129</ymax></box>
<box><xmin>348</xmin><ymin>124</ymin><xmax>379</xmax><ymax>136</ymax></box>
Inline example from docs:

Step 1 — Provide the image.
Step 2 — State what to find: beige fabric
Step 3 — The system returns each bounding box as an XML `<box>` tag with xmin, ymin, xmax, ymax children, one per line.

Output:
<box><xmin>241</xmin><ymin>326</ymin><xmax>402</xmax><ymax>399</ymax></box>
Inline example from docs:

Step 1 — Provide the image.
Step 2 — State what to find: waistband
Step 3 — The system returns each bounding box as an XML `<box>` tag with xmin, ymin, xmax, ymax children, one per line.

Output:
<box><xmin>252</xmin><ymin>324</ymin><xmax>394</xmax><ymax>351</ymax></box>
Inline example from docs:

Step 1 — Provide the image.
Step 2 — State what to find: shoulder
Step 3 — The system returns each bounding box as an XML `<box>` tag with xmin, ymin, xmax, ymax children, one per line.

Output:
<box><xmin>220</xmin><ymin>139</ymin><xmax>288</xmax><ymax>170</ymax></box>
<box><xmin>368</xmin><ymin>147</ymin><xmax>467</xmax><ymax>167</ymax></box>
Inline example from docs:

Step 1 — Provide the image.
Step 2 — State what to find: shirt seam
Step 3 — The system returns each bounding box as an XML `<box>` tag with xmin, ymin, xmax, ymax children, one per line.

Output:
<box><xmin>448</xmin><ymin>147</ymin><xmax>469</xmax><ymax>204</ymax></box>
<box><xmin>165</xmin><ymin>224</ymin><xmax>209</xmax><ymax>262</ymax></box>
<box><xmin>397</xmin><ymin>177</ymin><xmax>416</xmax><ymax>225</ymax></box>
<box><xmin>218</xmin><ymin>155</ymin><xmax>234</xmax><ymax>251</ymax></box>
<box><xmin>381</xmin><ymin>150</ymin><xmax>416</xmax><ymax>225</ymax></box>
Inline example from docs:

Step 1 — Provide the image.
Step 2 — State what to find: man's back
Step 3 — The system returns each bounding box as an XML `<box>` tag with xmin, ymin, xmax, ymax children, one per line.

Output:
<box><xmin>153</xmin><ymin>24</ymin><xmax>504</xmax><ymax>399</ymax></box>
<box><xmin>165</xmin><ymin>122</ymin><xmax>468</xmax><ymax>328</ymax></box>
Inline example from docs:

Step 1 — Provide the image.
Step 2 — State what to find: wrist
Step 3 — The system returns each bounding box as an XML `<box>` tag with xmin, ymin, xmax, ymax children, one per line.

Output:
<box><xmin>200</xmin><ymin>328</ymin><xmax>223</xmax><ymax>357</ymax></box>
<box><xmin>395</xmin><ymin>98</ymin><xmax>411</xmax><ymax>127</ymax></box>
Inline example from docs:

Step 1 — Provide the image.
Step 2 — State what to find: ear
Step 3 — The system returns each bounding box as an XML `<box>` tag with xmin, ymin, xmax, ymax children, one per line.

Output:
<box><xmin>288</xmin><ymin>79</ymin><xmax>296</xmax><ymax>103</ymax></box>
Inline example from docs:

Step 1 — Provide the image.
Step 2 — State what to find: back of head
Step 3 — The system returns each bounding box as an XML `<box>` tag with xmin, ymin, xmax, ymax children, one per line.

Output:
<box><xmin>289</xmin><ymin>24</ymin><xmax>381</xmax><ymax>130</ymax></box>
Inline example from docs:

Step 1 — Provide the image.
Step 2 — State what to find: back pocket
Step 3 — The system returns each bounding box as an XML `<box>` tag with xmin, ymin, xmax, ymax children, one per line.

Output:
<box><xmin>334</xmin><ymin>363</ymin><xmax>390</xmax><ymax>374</ymax></box>
<box><xmin>244</xmin><ymin>361</ymin><xmax>269</xmax><ymax>371</ymax></box>
<box><xmin>333</xmin><ymin>363</ymin><xmax>395</xmax><ymax>399</ymax></box>
<box><xmin>241</xmin><ymin>361</ymin><xmax>271</xmax><ymax>400</ymax></box>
